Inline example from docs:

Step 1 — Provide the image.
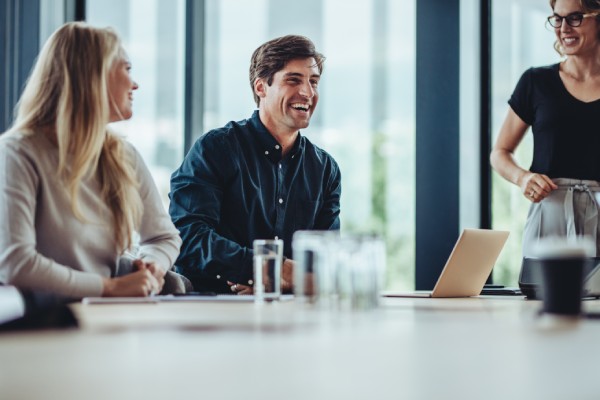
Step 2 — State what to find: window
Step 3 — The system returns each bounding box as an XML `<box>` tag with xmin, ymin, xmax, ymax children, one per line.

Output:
<box><xmin>86</xmin><ymin>0</ymin><xmax>416</xmax><ymax>290</ymax></box>
<box><xmin>205</xmin><ymin>0</ymin><xmax>416</xmax><ymax>290</ymax></box>
<box><xmin>491</xmin><ymin>0</ymin><xmax>557</xmax><ymax>284</ymax></box>
<box><xmin>87</xmin><ymin>0</ymin><xmax>186</xmax><ymax>209</ymax></box>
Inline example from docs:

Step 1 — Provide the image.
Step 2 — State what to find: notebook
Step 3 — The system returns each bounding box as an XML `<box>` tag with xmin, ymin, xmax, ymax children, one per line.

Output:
<box><xmin>383</xmin><ymin>228</ymin><xmax>510</xmax><ymax>298</ymax></box>
<box><xmin>81</xmin><ymin>294</ymin><xmax>295</xmax><ymax>304</ymax></box>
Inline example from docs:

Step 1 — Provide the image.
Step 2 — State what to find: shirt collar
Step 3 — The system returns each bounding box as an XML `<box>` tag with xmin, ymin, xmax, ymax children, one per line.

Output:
<box><xmin>249</xmin><ymin>110</ymin><xmax>304</xmax><ymax>163</ymax></box>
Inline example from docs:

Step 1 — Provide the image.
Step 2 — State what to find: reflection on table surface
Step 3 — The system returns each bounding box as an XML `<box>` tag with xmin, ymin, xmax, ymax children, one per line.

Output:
<box><xmin>1</xmin><ymin>296</ymin><xmax>600</xmax><ymax>400</ymax></box>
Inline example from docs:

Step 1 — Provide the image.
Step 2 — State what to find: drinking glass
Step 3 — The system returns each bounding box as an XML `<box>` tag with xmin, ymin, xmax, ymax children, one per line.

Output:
<box><xmin>292</xmin><ymin>230</ymin><xmax>339</xmax><ymax>304</ymax></box>
<box><xmin>253</xmin><ymin>239</ymin><xmax>283</xmax><ymax>301</ymax></box>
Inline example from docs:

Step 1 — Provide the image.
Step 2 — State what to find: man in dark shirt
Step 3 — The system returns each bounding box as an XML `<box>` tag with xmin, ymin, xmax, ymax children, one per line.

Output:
<box><xmin>169</xmin><ymin>35</ymin><xmax>341</xmax><ymax>294</ymax></box>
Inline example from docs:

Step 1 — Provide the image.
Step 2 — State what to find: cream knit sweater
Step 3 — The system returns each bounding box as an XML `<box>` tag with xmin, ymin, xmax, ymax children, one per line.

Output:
<box><xmin>0</xmin><ymin>130</ymin><xmax>181</xmax><ymax>298</ymax></box>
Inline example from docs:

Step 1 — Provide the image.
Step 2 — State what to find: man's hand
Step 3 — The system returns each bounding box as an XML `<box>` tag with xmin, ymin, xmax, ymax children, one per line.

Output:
<box><xmin>227</xmin><ymin>281</ymin><xmax>253</xmax><ymax>295</ymax></box>
<box><xmin>281</xmin><ymin>258</ymin><xmax>294</xmax><ymax>294</ymax></box>
<box><xmin>227</xmin><ymin>257</ymin><xmax>294</xmax><ymax>295</ymax></box>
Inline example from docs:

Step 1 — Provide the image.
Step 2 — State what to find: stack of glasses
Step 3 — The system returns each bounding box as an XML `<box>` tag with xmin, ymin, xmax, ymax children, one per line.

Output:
<box><xmin>292</xmin><ymin>231</ymin><xmax>386</xmax><ymax>310</ymax></box>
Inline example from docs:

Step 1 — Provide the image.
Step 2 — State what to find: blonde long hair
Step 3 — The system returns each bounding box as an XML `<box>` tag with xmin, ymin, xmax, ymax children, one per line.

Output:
<box><xmin>9</xmin><ymin>22</ymin><xmax>142</xmax><ymax>253</ymax></box>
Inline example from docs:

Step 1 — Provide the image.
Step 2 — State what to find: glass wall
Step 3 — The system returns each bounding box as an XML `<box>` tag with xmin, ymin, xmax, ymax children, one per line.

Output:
<box><xmin>87</xmin><ymin>0</ymin><xmax>186</xmax><ymax>209</ymax></box>
<box><xmin>204</xmin><ymin>0</ymin><xmax>416</xmax><ymax>290</ymax></box>
<box><xmin>491</xmin><ymin>0</ymin><xmax>557</xmax><ymax>285</ymax></box>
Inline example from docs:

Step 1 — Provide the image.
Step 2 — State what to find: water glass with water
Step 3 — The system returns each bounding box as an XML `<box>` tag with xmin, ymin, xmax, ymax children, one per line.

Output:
<box><xmin>253</xmin><ymin>239</ymin><xmax>283</xmax><ymax>301</ymax></box>
<box><xmin>292</xmin><ymin>230</ymin><xmax>339</xmax><ymax>304</ymax></box>
<box><xmin>336</xmin><ymin>234</ymin><xmax>385</xmax><ymax>311</ymax></box>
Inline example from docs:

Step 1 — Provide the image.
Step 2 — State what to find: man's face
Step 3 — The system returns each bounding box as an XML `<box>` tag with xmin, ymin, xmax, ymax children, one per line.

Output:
<box><xmin>255</xmin><ymin>57</ymin><xmax>320</xmax><ymax>135</ymax></box>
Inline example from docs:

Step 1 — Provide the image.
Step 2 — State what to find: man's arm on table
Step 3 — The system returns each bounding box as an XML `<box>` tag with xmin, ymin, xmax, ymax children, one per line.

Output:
<box><xmin>169</xmin><ymin>137</ymin><xmax>253</xmax><ymax>284</ymax></box>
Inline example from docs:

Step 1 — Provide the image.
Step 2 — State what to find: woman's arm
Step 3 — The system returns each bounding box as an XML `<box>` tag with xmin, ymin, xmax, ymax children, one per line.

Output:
<box><xmin>0</xmin><ymin>136</ymin><xmax>162</xmax><ymax>298</ymax></box>
<box><xmin>0</xmin><ymin>137</ymin><xmax>107</xmax><ymax>298</ymax></box>
<box><xmin>490</xmin><ymin>108</ymin><xmax>557</xmax><ymax>202</ymax></box>
<box><xmin>130</xmin><ymin>145</ymin><xmax>182</xmax><ymax>277</ymax></box>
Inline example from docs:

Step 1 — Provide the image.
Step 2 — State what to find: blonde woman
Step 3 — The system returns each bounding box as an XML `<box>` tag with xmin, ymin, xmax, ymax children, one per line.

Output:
<box><xmin>0</xmin><ymin>22</ymin><xmax>181</xmax><ymax>298</ymax></box>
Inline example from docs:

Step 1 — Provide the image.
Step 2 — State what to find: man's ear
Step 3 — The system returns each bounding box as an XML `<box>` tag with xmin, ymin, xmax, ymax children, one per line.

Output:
<box><xmin>254</xmin><ymin>78</ymin><xmax>267</xmax><ymax>100</ymax></box>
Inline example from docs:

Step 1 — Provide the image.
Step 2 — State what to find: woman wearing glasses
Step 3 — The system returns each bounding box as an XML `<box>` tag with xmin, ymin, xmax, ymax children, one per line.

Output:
<box><xmin>491</xmin><ymin>0</ymin><xmax>600</xmax><ymax>258</ymax></box>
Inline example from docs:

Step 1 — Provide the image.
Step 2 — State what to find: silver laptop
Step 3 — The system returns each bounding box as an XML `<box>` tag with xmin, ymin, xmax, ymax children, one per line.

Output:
<box><xmin>383</xmin><ymin>229</ymin><xmax>510</xmax><ymax>298</ymax></box>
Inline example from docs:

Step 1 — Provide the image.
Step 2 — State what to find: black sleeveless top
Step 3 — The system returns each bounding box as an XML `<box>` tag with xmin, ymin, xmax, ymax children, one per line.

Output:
<box><xmin>509</xmin><ymin>63</ymin><xmax>600</xmax><ymax>181</ymax></box>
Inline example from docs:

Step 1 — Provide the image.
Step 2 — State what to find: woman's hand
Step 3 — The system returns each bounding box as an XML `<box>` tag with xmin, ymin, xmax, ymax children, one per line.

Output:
<box><xmin>518</xmin><ymin>172</ymin><xmax>558</xmax><ymax>203</ymax></box>
<box><xmin>102</xmin><ymin>268</ymin><xmax>161</xmax><ymax>297</ymax></box>
<box><xmin>132</xmin><ymin>259</ymin><xmax>165</xmax><ymax>290</ymax></box>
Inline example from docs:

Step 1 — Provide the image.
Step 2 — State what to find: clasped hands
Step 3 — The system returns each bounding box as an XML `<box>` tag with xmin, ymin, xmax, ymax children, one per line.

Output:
<box><xmin>102</xmin><ymin>258</ymin><xmax>165</xmax><ymax>297</ymax></box>
<box><xmin>228</xmin><ymin>258</ymin><xmax>294</xmax><ymax>295</ymax></box>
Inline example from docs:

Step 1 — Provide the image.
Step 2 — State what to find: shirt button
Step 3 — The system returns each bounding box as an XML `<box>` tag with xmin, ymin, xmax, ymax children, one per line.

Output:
<box><xmin>248</xmin><ymin>280</ymin><xmax>254</xmax><ymax>285</ymax></box>
<box><xmin>291</xmin><ymin>155</ymin><xmax>295</xmax><ymax>159</ymax></box>
<box><xmin>275</xmin><ymin>145</ymin><xmax>280</xmax><ymax>149</ymax></box>
<box><xmin>275</xmin><ymin>236</ymin><xmax>279</xmax><ymax>240</ymax></box>
<box><xmin>216</xmin><ymin>275</ymin><xmax>221</xmax><ymax>279</ymax></box>
<box><xmin>279</xmin><ymin>164</ymin><xmax>282</xmax><ymax>169</ymax></box>
<box><xmin>265</xmin><ymin>150</ymin><xmax>269</xmax><ymax>155</ymax></box>
<box><xmin>279</xmin><ymin>198</ymin><xmax>283</xmax><ymax>204</ymax></box>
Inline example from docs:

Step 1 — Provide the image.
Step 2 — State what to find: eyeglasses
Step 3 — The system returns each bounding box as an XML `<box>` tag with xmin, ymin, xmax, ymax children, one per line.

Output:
<box><xmin>547</xmin><ymin>12</ymin><xmax>599</xmax><ymax>28</ymax></box>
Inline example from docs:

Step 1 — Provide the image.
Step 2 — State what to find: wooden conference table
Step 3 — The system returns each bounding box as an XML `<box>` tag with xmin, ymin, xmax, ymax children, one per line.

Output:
<box><xmin>1</xmin><ymin>295</ymin><xmax>600</xmax><ymax>400</ymax></box>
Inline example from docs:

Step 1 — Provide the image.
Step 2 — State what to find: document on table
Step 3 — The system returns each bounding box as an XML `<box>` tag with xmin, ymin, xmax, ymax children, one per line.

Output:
<box><xmin>81</xmin><ymin>294</ymin><xmax>295</xmax><ymax>304</ymax></box>
<box><xmin>81</xmin><ymin>297</ymin><xmax>160</xmax><ymax>305</ymax></box>
<box><xmin>0</xmin><ymin>286</ymin><xmax>26</xmax><ymax>323</ymax></box>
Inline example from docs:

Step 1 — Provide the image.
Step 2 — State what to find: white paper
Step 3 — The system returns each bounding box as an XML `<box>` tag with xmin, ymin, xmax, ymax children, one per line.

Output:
<box><xmin>0</xmin><ymin>286</ymin><xmax>26</xmax><ymax>323</ymax></box>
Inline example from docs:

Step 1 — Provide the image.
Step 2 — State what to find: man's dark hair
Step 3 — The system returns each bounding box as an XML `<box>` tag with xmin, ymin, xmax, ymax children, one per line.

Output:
<box><xmin>249</xmin><ymin>35</ymin><xmax>325</xmax><ymax>106</ymax></box>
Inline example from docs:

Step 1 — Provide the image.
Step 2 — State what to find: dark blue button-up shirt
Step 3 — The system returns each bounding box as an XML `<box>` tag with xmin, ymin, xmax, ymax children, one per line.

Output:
<box><xmin>169</xmin><ymin>111</ymin><xmax>341</xmax><ymax>292</ymax></box>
